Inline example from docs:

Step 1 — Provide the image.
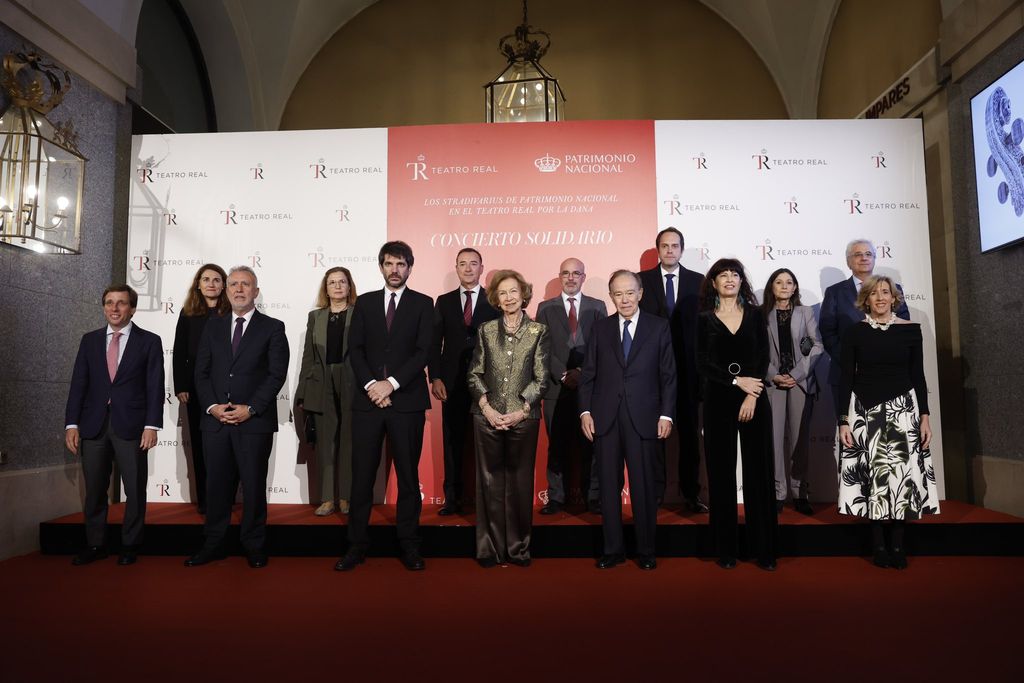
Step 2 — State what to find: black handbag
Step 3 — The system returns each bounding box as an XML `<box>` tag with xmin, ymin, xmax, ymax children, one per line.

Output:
<box><xmin>799</xmin><ymin>336</ymin><xmax>814</xmax><ymax>357</ymax></box>
<box><xmin>304</xmin><ymin>413</ymin><xmax>317</xmax><ymax>444</ymax></box>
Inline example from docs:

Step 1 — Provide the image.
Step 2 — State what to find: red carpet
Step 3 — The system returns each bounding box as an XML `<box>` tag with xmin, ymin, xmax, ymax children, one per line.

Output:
<box><xmin>2</xmin><ymin>553</ymin><xmax>1018</xmax><ymax>680</ymax></box>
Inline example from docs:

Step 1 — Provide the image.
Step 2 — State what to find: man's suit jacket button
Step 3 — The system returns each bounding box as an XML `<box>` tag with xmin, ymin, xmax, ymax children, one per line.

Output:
<box><xmin>229</xmin><ymin>373</ymin><xmax>233</xmax><ymax>378</ymax></box>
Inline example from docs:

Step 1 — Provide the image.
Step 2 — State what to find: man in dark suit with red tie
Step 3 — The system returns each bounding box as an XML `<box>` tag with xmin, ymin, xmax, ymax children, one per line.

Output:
<box><xmin>580</xmin><ymin>270</ymin><xmax>676</xmax><ymax>570</ymax></box>
<box><xmin>185</xmin><ymin>266</ymin><xmax>289</xmax><ymax>569</ymax></box>
<box><xmin>536</xmin><ymin>257</ymin><xmax>607</xmax><ymax>514</ymax></box>
<box><xmin>64</xmin><ymin>284</ymin><xmax>164</xmax><ymax>566</ymax></box>
<box><xmin>336</xmin><ymin>241</ymin><xmax>434</xmax><ymax>572</ymax></box>
<box><xmin>428</xmin><ymin>247</ymin><xmax>498</xmax><ymax>515</ymax></box>
<box><xmin>638</xmin><ymin>226</ymin><xmax>707</xmax><ymax>513</ymax></box>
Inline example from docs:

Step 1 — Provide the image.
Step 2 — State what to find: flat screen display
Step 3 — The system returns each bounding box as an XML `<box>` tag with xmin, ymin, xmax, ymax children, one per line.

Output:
<box><xmin>971</xmin><ymin>58</ymin><xmax>1024</xmax><ymax>252</ymax></box>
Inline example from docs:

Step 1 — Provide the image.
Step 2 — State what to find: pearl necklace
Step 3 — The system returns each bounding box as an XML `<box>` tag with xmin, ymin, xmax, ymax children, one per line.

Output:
<box><xmin>504</xmin><ymin>311</ymin><xmax>524</xmax><ymax>334</ymax></box>
<box><xmin>865</xmin><ymin>313</ymin><xmax>897</xmax><ymax>331</ymax></box>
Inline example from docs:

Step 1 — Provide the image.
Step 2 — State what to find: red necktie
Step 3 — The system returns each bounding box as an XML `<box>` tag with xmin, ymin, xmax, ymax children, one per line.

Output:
<box><xmin>107</xmin><ymin>331</ymin><xmax>122</xmax><ymax>382</ymax></box>
<box><xmin>568</xmin><ymin>297</ymin><xmax>578</xmax><ymax>338</ymax></box>
<box><xmin>463</xmin><ymin>290</ymin><xmax>473</xmax><ymax>327</ymax></box>
<box><xmin>386</xmin><ymin>292</ymin><xmax>397</xmax><ymax>331</ymax></box>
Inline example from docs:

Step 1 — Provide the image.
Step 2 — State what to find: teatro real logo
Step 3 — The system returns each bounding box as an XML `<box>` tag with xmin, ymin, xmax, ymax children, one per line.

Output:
<box><xmin>753</xmin><ymin>149</ymin><xmax>828</xmax><ymax>170</ymax></box>
<box><xmin>663</xmin><ymin>193</ymin><xmax>738</xmax><ymax>214</ymax></box>
<box><xmin>137</xmin><ymin>157</ymin><xmax>208</xmax><ymax>183</ymax></box>
<box><xmin>313</xmin><ymin>157</ymin><xmax>383</xmax><ymax>179</ymax></box>
<box><xmin>220</xmin><ymin>204</ymin><xmax>294</xmax><ymax>224</ymax></box>
<box><xmin>535</xmin><ymin>153</ymin><xmax>561</xmax><ymax>173</ymax></box>
<box><xmin>755</xmin><ymin>238</ymin><xmax>832</xmax><ymax>260</ymax></box>
<box><xmin>844</xmin><ymin>192</ymin><xmax>920</xmax><ymax>215</ymax></box>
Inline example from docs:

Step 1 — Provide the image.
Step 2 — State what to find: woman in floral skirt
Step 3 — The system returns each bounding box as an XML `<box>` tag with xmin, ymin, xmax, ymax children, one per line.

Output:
<box><xmin>837</xmin><ymin>275</ymin><xmax>939</xmax><ymax>569</ymax></box>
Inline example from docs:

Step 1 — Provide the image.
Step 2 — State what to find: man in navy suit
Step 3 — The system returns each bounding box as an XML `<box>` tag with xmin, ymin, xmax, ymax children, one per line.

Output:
<box><xmin>64</xmin><ymin>284</ymin><xmax>164</xmax><ymax>566</ymax></box>
<box><xmin>536</xmin><ymin>257</ymin><xmax>607</xmax><ymax>515</ymax></box>
<box><xmin>820</xmin><ymin>238</ymin><xmax>910</xmax><ymax>414</ymax></box>
<box><xmin>428</xmin><ymin>247</ymin><xmax>498</xmax><ymax>515</ymax></box>
<box><xmin>336</xmin><ymin>241</ymin><xmax>434</xmax><ymax>572</ymax></box>
<box><xmin>185</xmin><ymin>266</ymin><xmax>289</xmax><ymax>569</ymax></box>
<box><xmin>638</xmin><ymin>227</ymin><xmax>707</xmax><ymax>513</ymax></box>
<box><xmin>580</xmin><ymin>270</ymin><xmax>677</xmax><ymax>570</ymax></box>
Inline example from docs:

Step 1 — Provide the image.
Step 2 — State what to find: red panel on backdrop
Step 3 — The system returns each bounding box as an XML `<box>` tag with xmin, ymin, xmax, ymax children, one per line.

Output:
<box><xmin>386</xmin><ymin>120</ymin><xmax>658</xmax><ymax>506</ymax></box>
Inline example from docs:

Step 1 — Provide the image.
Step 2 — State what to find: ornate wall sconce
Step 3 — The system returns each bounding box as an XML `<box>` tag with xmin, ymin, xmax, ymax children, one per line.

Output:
<box><xmin>0</xmin><ymin>51</ymin><xmax>86</xmax><ymax>254</ymax></box>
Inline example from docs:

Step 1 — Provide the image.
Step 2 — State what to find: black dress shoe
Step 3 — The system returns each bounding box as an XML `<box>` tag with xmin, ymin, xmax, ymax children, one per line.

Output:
<box><xmin>636</xmin><ymin>556</ymin><xmax>657</xmax><ymax>570</ymax></box>
<box><xmin>334</xmin><ymin>549</ymin><xmax>366</xmax><ymax>571</ymax></box>
<box><xmin>775</xmin><ymin>500</ymin><xmax>785</xmax><ymax>514</ymax></box>
<box><xmin>794</xmin><ymin>498</ymin><xmax>814</xmax><ymax>516</ymax></box>
<box><xmin>587</xmin><ymin>500</ymin><xmax>602</xmax><ymax>515</ymax></box>
<box><xmin>890</xmin><ymin>546</ymin><xmax>908</xmax><ymax>570</ymax></box>
<box><xmin>117</xmin><ymin>549</ymin><xmax>138</xmax><ymax>565</ymax></box>
<box><xmin>72</xmin><ymin>546</ymin><xmax>108</xmax><ymax>566</ymax></box>
<box><xmin>684</xmin><ymin>497</ymin><xmax>709</xmax><ymax>514</ymax></box>
<box><xmin>197</xmin><ymin>504</ymin><xmax>207</xmax><ymax>516</ymax></box>
<box><xmin>477</xmin><ymin>557</ymin><xmax>498</xmax><ymax>568</ymax></box>
<box><xmin>757</xmin><ymin>558</ymin><xmax>777</xmax><ymax>572</ymax></box>
<box><xmin>184</xmin><ymin>549</ymin><xmax>227</xmax><ymax>567</ymax></box>
<box><xmin>438</xmin><ymin>503</ymin><xmax>461</xmax><ymax>516</ymax></box>
<box><xmin>872</xmin><ymin>545</ymin><xmax>891</xmax><ymax>569</ymax></box>
<box><xmin>509</xmin><ymin>557</ymin><xmax>532</xmax><ymax>567</ymax></box>
<box><xmin>716</xmin><ymin>557</ymin><xmax>737</xmax><ymax>570</ymax></box>
<box><xmin>596</xmin><ymin>553</ymin><xmax>625</xmax><ymax>569</ymax></box>
<box><xmin>539</xmin><ymin>501</ymin><xmax>562</xmax><ymax>515</ymax></box>
<box><xmin>400</xmin><ymin>550</ymin><xmax>425</xmax><ymax>571</ymax></box>
<box><xmin>247</xmin><ymin>552</ymin><xmax>268</xmax><ymax>569</ymax></box>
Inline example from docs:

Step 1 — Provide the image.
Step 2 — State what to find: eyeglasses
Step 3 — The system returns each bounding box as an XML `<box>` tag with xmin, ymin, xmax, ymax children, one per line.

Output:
<box><xmin>850</xmin><ymin>251</ymin><xmax>874</xmax><ymax>259</ymax></box>
<box><xmin>560</xmin><ymin>271</ymin><xmax>584</xmax><ymax>278</ymax></box>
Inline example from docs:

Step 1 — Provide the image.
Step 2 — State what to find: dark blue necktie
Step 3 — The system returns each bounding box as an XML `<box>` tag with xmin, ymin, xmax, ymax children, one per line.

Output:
<box><xmin>665</xmin><ymin>273</ymin><xmax>676</xmax><ymax>316</ymax></box>
<box><xmin>231</xmin><ymin>317</ymin><xmax>244</xmax><ymax>356</ymax></box>
<box><xmin>622</xmin><ymin>319</ymin><xmax>632</xmax><ymax>360</ymax></box>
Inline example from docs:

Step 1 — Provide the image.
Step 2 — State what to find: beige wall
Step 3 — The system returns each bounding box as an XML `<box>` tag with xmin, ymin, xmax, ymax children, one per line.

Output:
<box><xmin>281</xmin><ymin>0</ymin><xmax>788</xmax><ymax>130</ymax></box>
<box><xmin>818</xmin><ymin>0</ymin><xmax>941</xmax><ymax>118</ymax></box>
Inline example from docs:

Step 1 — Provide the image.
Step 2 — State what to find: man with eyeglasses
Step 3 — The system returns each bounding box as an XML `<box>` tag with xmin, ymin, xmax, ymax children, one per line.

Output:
<box><xmin>536</xmin><ymin>258</ymin><xmax>608</xmax><ymax>514</ymax></box>
<box><xmin>820</xmin><ymin>238</ymin><xmax>910</xmax><ymax>415</ymax></box>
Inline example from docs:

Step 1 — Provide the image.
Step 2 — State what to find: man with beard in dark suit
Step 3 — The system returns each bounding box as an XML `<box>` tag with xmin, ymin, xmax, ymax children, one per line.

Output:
<box><xmin>336</xmin><ymin>241</ymin><xmax>434</xmax><ymax>572</ymax></box>
<box><xmin>536</xmin><ymin>257</ymin><xmax>607</xmax><ymax>514</ymax></box>
<box><xmin>428</xmin><ymin>248</ymin><xmax>498</xmax><ymax>515</ymax></box>
<box><xmin>638</xmin><ymin>227</ymin><xmax>707</xmax><ymax>513</ymax></box>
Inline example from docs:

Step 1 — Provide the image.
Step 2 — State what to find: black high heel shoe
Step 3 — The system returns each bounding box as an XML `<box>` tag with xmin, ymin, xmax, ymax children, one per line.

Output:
<box><xmin>872</xmin><ymin>545</ymin><xmax>890</xmax><ymax>569</ymax></box>
<box><xmin>890</xmin><ymin>546</ymin><xmax>907</xmax><ymax>570</ymax></box>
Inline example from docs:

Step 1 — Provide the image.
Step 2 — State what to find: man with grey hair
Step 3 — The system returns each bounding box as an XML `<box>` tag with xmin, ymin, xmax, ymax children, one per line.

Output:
<box><xmin>186</xmin><ymin>264</ymin><xmax>289</xmax><ymax>569</ymax></box>
<box><xmin>820</xmin><ymin>238</ymin><xmax>910</xmax><ymax>414</ymax></box>
<box><xmin>580</xmin><ymin>269</ymin><xmax>676</xmax><ymax>569</ymax></box>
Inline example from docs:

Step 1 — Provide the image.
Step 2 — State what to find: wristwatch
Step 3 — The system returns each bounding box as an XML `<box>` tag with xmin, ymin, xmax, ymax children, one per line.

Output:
<box><xmin>247</xmin><ymin>406</ymin><xmax>256</xmax><ymax>417</ymax></box>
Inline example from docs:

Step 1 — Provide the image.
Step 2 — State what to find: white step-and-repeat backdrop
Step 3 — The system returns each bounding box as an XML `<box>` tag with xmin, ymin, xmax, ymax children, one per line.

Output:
<box><xmin>128</xmin><ymin>119</ymin><xmax>941</xmax><ymax>505</ymax></box>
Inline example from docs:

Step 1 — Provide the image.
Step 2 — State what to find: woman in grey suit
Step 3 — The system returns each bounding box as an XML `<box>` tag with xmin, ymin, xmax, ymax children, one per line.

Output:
<box><xmin>762</xmin><ymin>268</ymin><xmax>823</xmax><ymax>515</ymax></box>
<box><xmin>468</xmin><ymin>269</ymin><xmax>550</xmax><ymax>567</ymax></box>
<box><xmin>296</xmin><ymin>267</ymin><xmax>357</xmax><ymax>516</ymax></box>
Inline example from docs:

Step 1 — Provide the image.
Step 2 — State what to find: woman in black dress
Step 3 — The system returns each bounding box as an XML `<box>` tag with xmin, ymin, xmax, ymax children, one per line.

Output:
<box><xmin>173</xmin><ymin>263</ymin><xmax>229</xmax><ymax>513</ymax></box>
<box><xmin>838</xmin><ymin>275</ymin><xmax>937</xmax><ymax>569</ymax></box>
<box><xmin>697</xmin><ymin>258</ymin><xmax>778</xmax><ymax>570</ymax></box>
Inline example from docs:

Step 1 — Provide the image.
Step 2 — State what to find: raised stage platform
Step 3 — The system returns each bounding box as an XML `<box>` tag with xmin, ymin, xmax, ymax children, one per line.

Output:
<box><xmin>40</xmin><ymin>501</ymin><xmax>1024</xmax><ymax>558</ymax></box>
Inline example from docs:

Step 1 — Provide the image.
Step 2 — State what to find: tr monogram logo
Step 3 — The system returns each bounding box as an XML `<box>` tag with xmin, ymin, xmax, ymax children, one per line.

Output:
<box><xmin>407</xmin><ymin>154</ymin><xmax>428</xmax><ymax>181</ymax></box>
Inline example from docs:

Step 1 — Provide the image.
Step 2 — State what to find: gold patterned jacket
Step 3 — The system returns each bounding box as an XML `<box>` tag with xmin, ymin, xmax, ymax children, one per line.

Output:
<box><xmin>467</xmin><ymin>313</ymin><xmax>550</xmax><ymax>418</ymax></box>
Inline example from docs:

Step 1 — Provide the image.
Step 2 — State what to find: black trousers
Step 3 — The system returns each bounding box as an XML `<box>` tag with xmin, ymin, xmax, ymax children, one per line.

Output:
<box><xmin>347</xmin><ymin>409</ymin><xmax>425</xmax><ymax>552</ymax></box>
<box><xmin>202</xmin><ymin>429</ymin><xmax>273</xmax><ymax>553</ymax></box>
<box><xmin>80</xmin><ymin>414</ymin><xmax>147</xmax><ymax>548</ymax></box>
<box><xmin>542</xmin><ymin>388</ymin><xmax>599</xmax><ymax>505</ymax></box>
<box><xmin>595</xmin><ymin>400</ymin><xmax>659</xmax><ymax>557</ymax></box>
<box><xmin>473</xmin><ymin>415</ymin><xmax>539</xmax><ymax>563</ymax></box>
<box><xmin>184</xmin><ymin>398</ymin><xmax>207</xmax><ymax>507</ymax></box>
<box><xmin>440</xmin><ymin>387</ymin><xmax>473</xmax><ymax>506</ymax></box>
<box><xmin>704</xmin><ymin>389</ymin><xmax>778</xmax><ymax>563</ymax></box>
<box><xmin>655</xmin><ymin>395</ymin><xmax>701</xmax><ymax>502</ymax></box>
